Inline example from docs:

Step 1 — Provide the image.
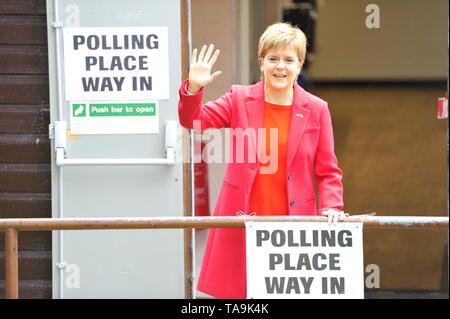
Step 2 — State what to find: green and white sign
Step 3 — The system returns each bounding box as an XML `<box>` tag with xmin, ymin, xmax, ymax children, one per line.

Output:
<box><xmin>70</xmin><ymin>101</ymin><xmax>159</xmax><ymax>134</ymax></box>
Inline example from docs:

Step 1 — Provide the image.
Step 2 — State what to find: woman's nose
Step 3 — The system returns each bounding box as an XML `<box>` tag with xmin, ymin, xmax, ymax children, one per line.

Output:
<box><xmin>275</xmin><ymin>60</ymin><xmax>286</xmax><ymax>68</ymax></box>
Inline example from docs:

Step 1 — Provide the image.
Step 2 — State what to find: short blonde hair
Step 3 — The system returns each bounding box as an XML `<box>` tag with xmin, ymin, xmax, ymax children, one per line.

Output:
<box><xmin>258</xmin><ymin>22</ymin><xmax>307</xmax><ymax>63</ymax></box>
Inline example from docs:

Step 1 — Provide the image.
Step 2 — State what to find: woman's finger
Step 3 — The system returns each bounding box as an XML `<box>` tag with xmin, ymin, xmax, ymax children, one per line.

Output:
<box><xmin>327</xmin><ymin>212</ymin><xmax>333</xmax><ymax>225</ymax></box>
<box><xmin>321</xmin><ymin>210</ymin><xmax>331</xmax><ymax>225</ymax></box>
<box><xmin>204</xmin><ymin>44</ymin><xmax>214</xmax><ymax>64</ymax></box>
<box><xmin>197</xmin><ymin>44</ymin><xmax>207</xmax><ymax>62</ymax></box>
<box><xmin>209</xmin><ymin>70</ymin><xmax>222</xmax><ymax>83</ymax></box>
<box><xmin>191</xmin><ymin>48</ymin><xmax>198</xmax><ymax>64</ymax></box>
<box><xmin>208</xmin><ymin>49</ymin><xmax>220</xmax><ymax>67</ymax></box>
<box><xmin>334</xmin><ymin>212</ymin><xmax>340</xmax><ymax>225</ymax></box>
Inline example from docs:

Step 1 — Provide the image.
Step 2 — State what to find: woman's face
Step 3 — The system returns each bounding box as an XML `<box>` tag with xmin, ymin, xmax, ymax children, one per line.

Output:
<box><xmin>260</xmin><ymin>46</ymin><xmax>302</xmax><ymax>92</ymax></box>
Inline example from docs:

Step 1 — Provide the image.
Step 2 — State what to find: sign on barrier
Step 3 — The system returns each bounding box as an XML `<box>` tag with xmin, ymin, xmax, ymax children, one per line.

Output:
<box><xmin>246</xmin><ymin>222</ymin><xmax>364</xmax><ymax>299</ymax></box>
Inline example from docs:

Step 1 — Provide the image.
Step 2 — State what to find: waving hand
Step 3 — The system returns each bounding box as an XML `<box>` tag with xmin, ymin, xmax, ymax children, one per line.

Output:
<box><xmin>188</xmin><ymin>44</ymin><xmax>221</xmax><ymax>94</ymax></box>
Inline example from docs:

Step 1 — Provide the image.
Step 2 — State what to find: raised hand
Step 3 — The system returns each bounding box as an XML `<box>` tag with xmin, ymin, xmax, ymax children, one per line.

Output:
<box><xmin>188</xmin><ymin>44</ymin><xmax>221</xmax><ymax>94</ymax></box>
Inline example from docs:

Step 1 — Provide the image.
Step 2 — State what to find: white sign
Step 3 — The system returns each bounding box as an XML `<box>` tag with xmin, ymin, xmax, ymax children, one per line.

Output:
<box><xmin>63</xmin><ymin>27</ymin><xmax>169</xmax><ymax>101</ymax></box>
<box><xmin>69</xmin><ymin>101</ymin><xmax>159</xmax><ymax>134</ymax></box>
<box><xmin>246</xmin><ymin>222</ymin><xmax>364</xmax><ymax>299</ymax></box>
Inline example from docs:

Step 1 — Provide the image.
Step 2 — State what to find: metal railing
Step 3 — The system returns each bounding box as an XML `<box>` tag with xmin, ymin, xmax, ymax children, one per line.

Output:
<box><xmin>1</xmin><ymin>215</ymin><xmax>448</xmax><ymax>299</ymax></box>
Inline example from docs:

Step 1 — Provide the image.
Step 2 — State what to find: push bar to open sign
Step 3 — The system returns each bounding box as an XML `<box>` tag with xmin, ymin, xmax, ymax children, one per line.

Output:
<box><xmin>53</xmin><ymin>120</ymin><xmax>177</xmax><ymax>166</ymax></box>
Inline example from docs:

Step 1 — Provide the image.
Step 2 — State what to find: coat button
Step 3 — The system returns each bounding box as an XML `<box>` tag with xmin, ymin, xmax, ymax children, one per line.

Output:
<box><xmin>288</xmin><ymin>174</ymin><xmax>292</xmax><ymax>181</ymax></box>
<box><xmin>290</xmin><ymin>201</ymin><xmax>295</xmax><ymax>207</ymax></box>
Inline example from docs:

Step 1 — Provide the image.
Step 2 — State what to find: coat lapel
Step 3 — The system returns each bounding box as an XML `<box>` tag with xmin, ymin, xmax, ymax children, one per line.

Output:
<box><xmin>286</xmin><ymin>84</ymin><xmax>310</xmax><ymax>170</ymax></box>
<box><xmin>245</xmin><ymin>82</ymin><xmax>265</xmax><ymax>161</ymax></box>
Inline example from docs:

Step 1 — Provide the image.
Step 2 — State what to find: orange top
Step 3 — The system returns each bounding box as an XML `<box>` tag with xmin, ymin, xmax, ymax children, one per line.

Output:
<box><xmin>249</xmin><ymin>101</ymin><xmax>291</xmax><ymax>216</ymax></box>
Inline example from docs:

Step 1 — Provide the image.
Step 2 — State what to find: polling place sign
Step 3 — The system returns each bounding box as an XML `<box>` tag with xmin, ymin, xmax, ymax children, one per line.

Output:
<box><xmin>246</xmin><ymin>222</ymin><xmax>364</xmax><ymax>299</ymax></box>
<box><xmin>63</xmin><ymin>27</ymin><xmax>169</xmax><ymax>101</ymax></box>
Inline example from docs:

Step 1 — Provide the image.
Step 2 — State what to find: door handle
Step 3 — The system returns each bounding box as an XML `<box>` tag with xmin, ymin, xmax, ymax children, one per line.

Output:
<box><xmin>52</xmin><ymin>121</ymin><xmax>177</xmax><ymax>166</ymax></box>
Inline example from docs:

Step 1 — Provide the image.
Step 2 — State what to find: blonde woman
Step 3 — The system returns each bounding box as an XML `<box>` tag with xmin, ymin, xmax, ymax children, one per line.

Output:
<box><xmin>178</xmin><ymin>22</ymin><xmax>347</xmax><ymax>299</ymax></box>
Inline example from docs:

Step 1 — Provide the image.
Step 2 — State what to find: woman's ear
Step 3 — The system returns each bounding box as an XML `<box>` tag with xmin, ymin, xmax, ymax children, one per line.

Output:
<box><xmin>298</xmin><ymin>61</ymin><xmax>303</xmax><ymax>75</ymax></box>
<box><xmin>258</xmin><ymin>57</ymin><xmax>263</xmax><ymax>72</ymax></box>
<box><xmin>296</xmin><ymin>65</ymin><xmax>303</xmax><ymax>80</ymax></box>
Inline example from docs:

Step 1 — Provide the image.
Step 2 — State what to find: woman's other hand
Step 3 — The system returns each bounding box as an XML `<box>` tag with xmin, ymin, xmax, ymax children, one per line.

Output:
<box><xmin>188</xmin><ymin>44</ymin><xmax>221</xmax><ymax>94</ymax></box>
<box><xmin>321</xmin><ymin>209</ymin><xmax>349</xmax><ymax>225</ymax></box>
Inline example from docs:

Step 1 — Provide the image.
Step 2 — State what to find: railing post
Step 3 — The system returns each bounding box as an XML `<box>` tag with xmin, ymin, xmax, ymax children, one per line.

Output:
<box><xmin>5</xmin><ymin>228</ymin><xmax>19</xmax><ymax>299</ymax></box>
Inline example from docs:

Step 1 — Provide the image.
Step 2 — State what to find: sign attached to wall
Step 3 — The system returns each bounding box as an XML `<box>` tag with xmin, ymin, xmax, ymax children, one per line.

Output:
<box><xmin>63</xmin><ymin>27</ymin><xmax>169</xmax><ymax>101</ymax></box>
<box><xmin>246</xmin><ymin>222</ymin><xmax>364</xmax><ymax>299</ymax></box>
<box><xmin>69</xmin><ymin>101</ymin><xmax>159</xmax><ymax>134</ymax></box>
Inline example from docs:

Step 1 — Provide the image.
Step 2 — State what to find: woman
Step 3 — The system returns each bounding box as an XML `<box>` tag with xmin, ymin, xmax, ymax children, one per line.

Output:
<box><xmin>178</xmin><ymin>22</ymin><xmax>347</xmax><ymax>299</ymax></box>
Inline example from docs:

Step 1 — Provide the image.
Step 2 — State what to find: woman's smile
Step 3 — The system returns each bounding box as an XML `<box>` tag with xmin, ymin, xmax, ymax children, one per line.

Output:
<box><xmin>261</xmin><ymin>46</ymin><xmax>302</xmax><ymax>93</ymax></box>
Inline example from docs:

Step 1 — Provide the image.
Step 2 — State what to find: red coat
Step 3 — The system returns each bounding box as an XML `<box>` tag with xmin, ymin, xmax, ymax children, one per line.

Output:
<box><xmin>178</xmin><ymin>80</ymin><xmax>343</xmax><ymax>298</ymax></box>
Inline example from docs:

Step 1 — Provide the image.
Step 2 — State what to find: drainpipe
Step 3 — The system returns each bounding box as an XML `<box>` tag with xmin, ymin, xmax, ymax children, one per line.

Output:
<box><xmin>51</xmin><ymin>0</ymin><xmax>66</xmax><ymax>299</ymax></box>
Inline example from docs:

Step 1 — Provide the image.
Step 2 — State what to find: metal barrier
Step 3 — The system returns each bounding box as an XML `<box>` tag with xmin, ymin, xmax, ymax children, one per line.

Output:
<box><xmin>1</xmin><ymin>215</ymin><xmax>448</xmax><ymax>299</ymax></box>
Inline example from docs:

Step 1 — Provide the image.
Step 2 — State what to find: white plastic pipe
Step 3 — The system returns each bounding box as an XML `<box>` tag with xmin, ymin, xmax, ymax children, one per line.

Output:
<box><xmin>52</xmin><ymin>0</ymin><xmax>65</xmax><ymax>300</ymax></box>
